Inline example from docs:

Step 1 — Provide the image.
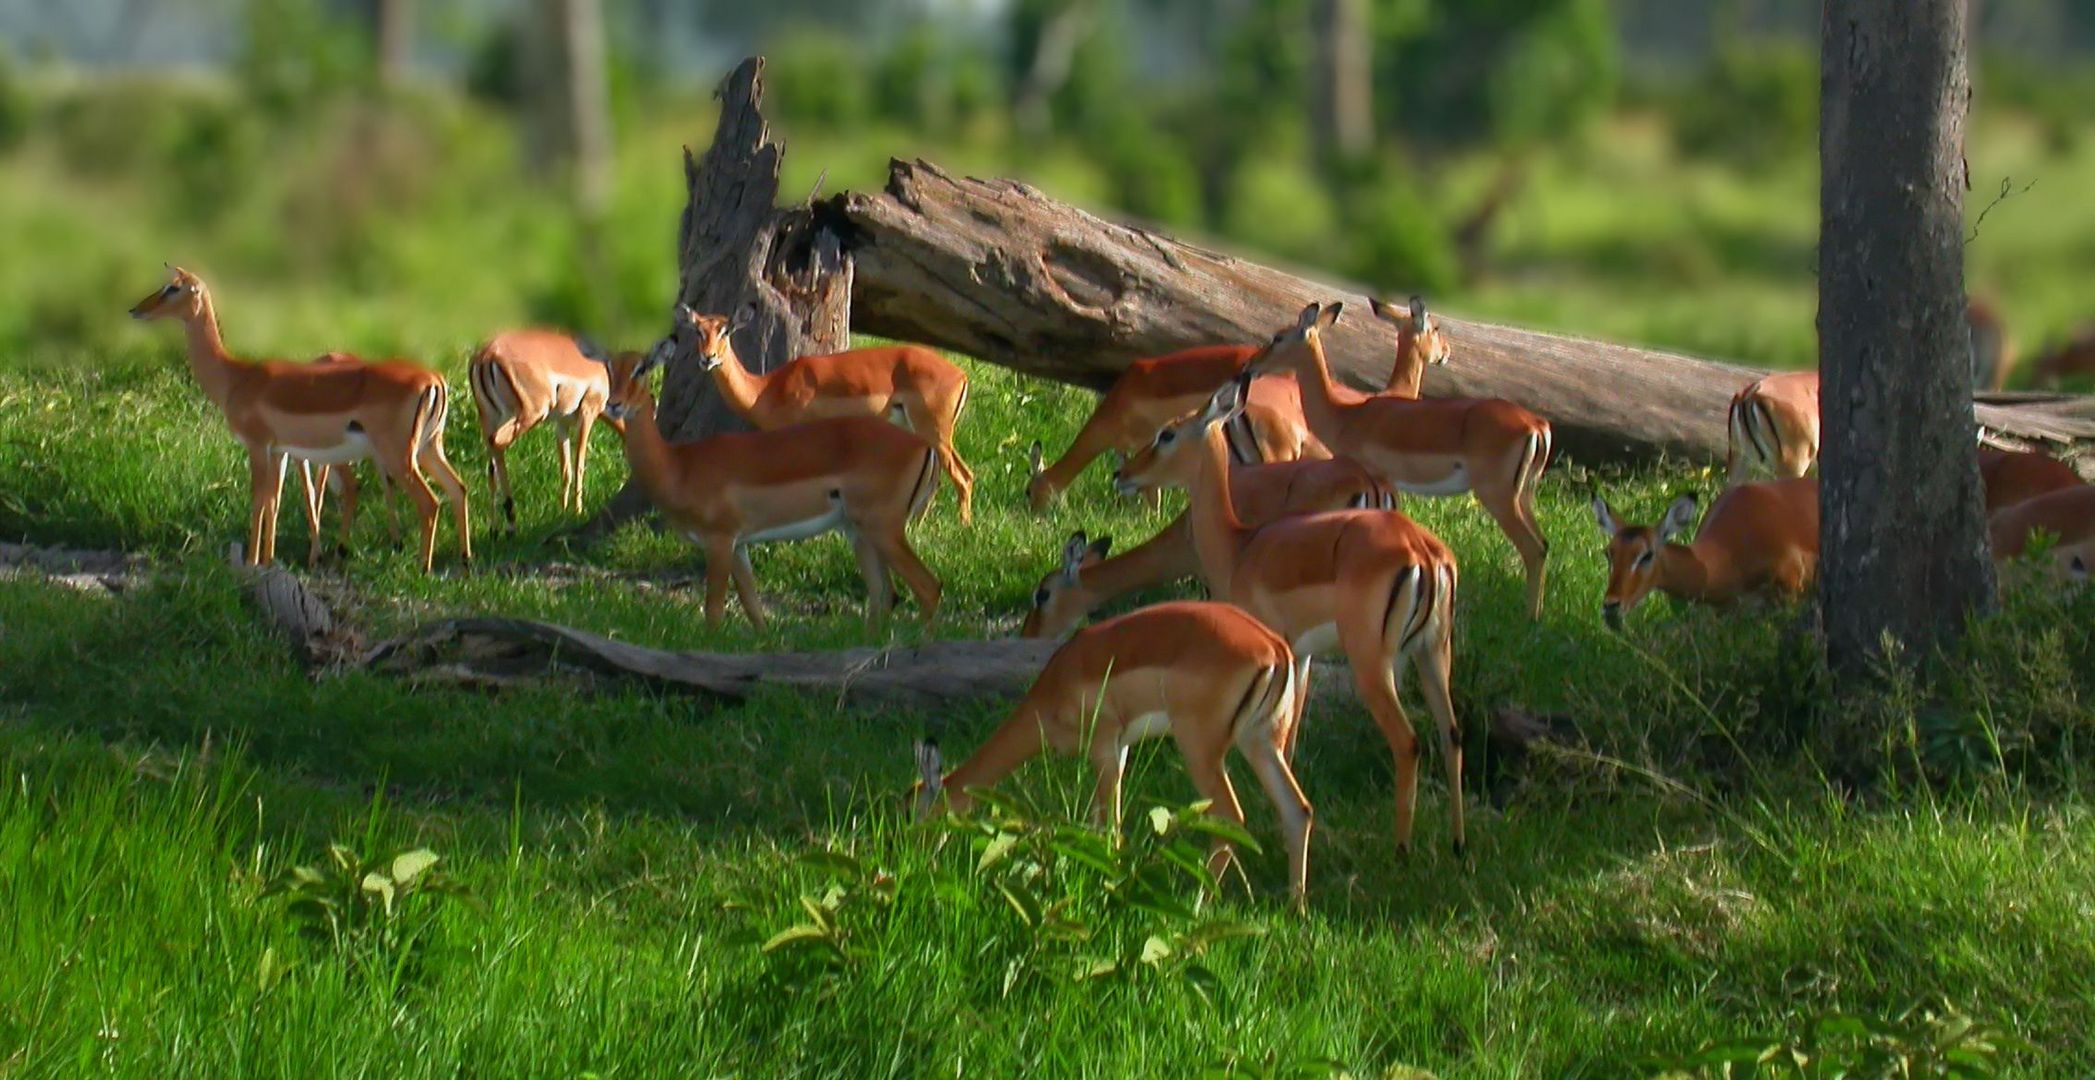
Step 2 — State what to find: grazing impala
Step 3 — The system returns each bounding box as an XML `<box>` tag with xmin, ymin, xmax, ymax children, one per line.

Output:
<box><xmin>1725</xmin><ymin>371</ymin><xmax>1820</xmax><ymax>484</ymax></box>
<box><xmin>1021</xmin><ymin>457</ymin><xmax>1391</xmax><ymax>639</ymax></box>
<box><xmin>916</xmin><ymin>600</ymin><xmax>1314</xmax><ymax>905</ymax></box>
<box><xmin>1254</xmin><ymin>302</ymin><xmax>1552</xmax><ymax>620</ymax></box>
<box><xmin>1989</xmin><ymin>484</ymin><xmax>2095</xmax><ymax>585</ymax></box>
<box><xmin>675</xmin><ymin>305</ymin><xmax>977</xmax><ymax>522</ymax></box>
<box><xmin>129</xmin><ymin>266</ymin><xmax>471</xmax><ymax>572</ymax></box>
<box><xmin>597</xmin><ymin>344</ymin><xmax>942</xmax><ymax>630</ymax></box>
<box><xmin>1117</xmin><ymin>378</ymin><xmax>1467</xmax><ymax>856</ymax></box>
<box><xmin>467</xmin><ymin>329</ymin><xmax>620</xmax><ymax>528</ymax></box>
<box><xmin>1366</xmin><ymin>295</ymin><xmax>1452</xmax><ymax>398</ymax></box>
<box><xmin>1980</xmin><ymin>445</ymin><xmax>2086</xmax><ymax>514</ymax></box>
<box><xmin>1590</xmin><ymin>477</ymin><xmax>1819</xmax><ymax>628</ymax></box>
<box><xmin>1026</xmin><ymin>344</ymin><xmax>1326</xmax><ymax>511</ymax></box>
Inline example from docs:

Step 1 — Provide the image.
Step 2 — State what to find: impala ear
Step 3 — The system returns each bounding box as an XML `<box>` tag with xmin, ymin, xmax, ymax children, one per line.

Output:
<box><xmin>2069</xmin><ymin>554</ymin><xmax>2088</xmax><ymax>581</ymax></box>
<box><xmin>1059</xmin><ymin>531</ymin><xmax>1091</xmax><ymax>584</ymax></box>
<box><xmin>1202</xmin><ymin>375</ymin><xmax>1246</xmax><ymax>424</ymax></box>
<box><xmin>1590</xmin><ymin>497</ymin><xmax>1619</xmax><ymax>537</ymax></box>
<box><xmin>1367</xmin><ymin>296</ymin><xmax>1392</xmax><ymax>324</ymax></box>
<box><xmin>1085</xmin><ymin>535</ymin><xmax>1113</xmax><ymax>563</ymax></box>
<box><xmin>729</xmin><ymin>302</ymin><xmax>758</xmax><ymax>333</ymax></box>
<box><xmin>573</xmin><ymin>335</ymin><xmax>609</xmax><ymax>364</ymax></box>
<box><xmin>1293</xmin><ymin>302</ymin><xmax>1320</xmax><ymax>332</ymax></box>
<box><xmin>1028</xmin><ymin>440</ymin><xmax>1045</xmax><ymax>478</ymax></box>
<box><xmin>912</xmin><ymin>738</ymin><xmax>944</xmax><ymax>818</ymax></box>
<box><xmin>673</xmin><ymin>302</ymin><xmax>698</xmax><ymax>325</ymax></box>
<box><xmin>1409</xmin><ymin>295</ymin><xmax>1428</xmax><ymax>329</ymax></box>
<box><xmin>1318</xmin><ymin>301</ymin><xmax>1345</xmax><ymax>330</ymax></box>
<box><xmin>1659</xmin><ymin>494</ymin><xmax>1700</xmax><ymax>541</ymax></box>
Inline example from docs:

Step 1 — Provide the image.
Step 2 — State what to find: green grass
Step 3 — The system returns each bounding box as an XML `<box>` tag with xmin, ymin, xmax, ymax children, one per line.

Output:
<box><xmin>4</xmin><ymin>84</ymin><xmax>2095</xmax><ymax>1077</ymax></box>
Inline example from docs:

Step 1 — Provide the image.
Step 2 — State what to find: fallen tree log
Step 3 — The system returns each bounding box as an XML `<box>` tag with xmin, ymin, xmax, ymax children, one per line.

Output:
<box><xmin>831</xmin><ymin>159</ymin><xmax>2095</xmax><ymax>465</ymax></box>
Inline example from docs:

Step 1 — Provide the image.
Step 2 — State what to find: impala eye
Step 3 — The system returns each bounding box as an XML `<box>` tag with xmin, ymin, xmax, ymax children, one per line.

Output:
<box><xmin>1033</xmin><ymin>586</ymin><xmax>1052</xmax><ymax>608</ymax></box>
<box><xmin>1156</xmin><ymin>429</ymin><xmax>1176</xmax><ymax>446</ymax></box>
<box><xmin>1634</xmin><ymin>549</ymin><xmax>1655</xmax><ymax>569</ymax></box>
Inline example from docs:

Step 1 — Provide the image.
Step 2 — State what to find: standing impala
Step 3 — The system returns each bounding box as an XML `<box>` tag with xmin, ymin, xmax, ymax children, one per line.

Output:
<box><xmin>1255</xmin><ymin>302</ymin><xmax>1552</xmax><ymax>620</ymax></box>
<box><xmin>598</xmin><ymin>344</ymin><xmax>942</xmax><ymax>630</ymax></box>
<box><xmin>916</xmin><ymin>600</ymin><xmax>1314</xmax><ymax>905</ymax></box>
<box><xmin>1117</xmin><ymin>378</ymin><xmax>1468</xmax><ymax>857</ymax></box>
<box><xmin>1590</xmin><ymin>478</ymin><xmax>1819</xmax><ymax>628</ymax></box>
<box><xmin>129</xmin><ymin>266</ymin><xmax>471</xmax><ymax>572</ymax></box>
<box><xmin>1366</xmin><ymin>295</ymin><xmax>1452</xmax><ymax>398</ymax></box>
<box><xmin>467</xmin><ymin>328</ymin><xmax>620</xmax><ymax>528</ymax></box>
<box><xmin>1725</xmin><ymin>371</ymin><xmax>1820</xmax><ymax>484</ymax></box>
<box><xmin>1021</xmin><ymin>456</ymin><xmax>1391</xmax><ymax>639</ymax></box>
<box><xmin>676</xmin><ymin>305</ymin><xmax>977</xmax><ymax>523</ymax></box>
<box><xmin>1026</xmin><ymin>344</ymin><xmax>1326</xmax><ymax>511</ymax></box>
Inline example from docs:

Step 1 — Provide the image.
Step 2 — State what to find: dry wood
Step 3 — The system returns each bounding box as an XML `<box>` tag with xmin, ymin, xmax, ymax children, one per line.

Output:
<box><xmin>830</xmin><ymin>159</ymin><xmax>2095</xmax><ymax>463</ymax></box>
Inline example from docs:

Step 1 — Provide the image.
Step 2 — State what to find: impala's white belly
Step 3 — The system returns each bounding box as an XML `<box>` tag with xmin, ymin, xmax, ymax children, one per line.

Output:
<box><xmin>279</xmin><ymin>431</ymin><xmax>374</xmax><ymax>466</ymax></box>
<box><xmin>1121</xmin><ymin>711</ymin><xmax>1173</xmax><ymax>745</ymax></box>
<box><xmin>546</xmin><ymin>372</ymin><xmax>598</xmax><ymax>419</ymax></box>
<box><xmin>1291</xmin><ymin>622</ymin><xmax>1341</xmax><ymax>660</ymax></box>
<box><xmin>740</xmin><ymin>506</ymin><xmax>847</xmax><ymax>545</ymax></box>
<box><xmin>1395</xmin><ymin>463</ymin><xmax>1471</xmax><ymax>497</ymax></box>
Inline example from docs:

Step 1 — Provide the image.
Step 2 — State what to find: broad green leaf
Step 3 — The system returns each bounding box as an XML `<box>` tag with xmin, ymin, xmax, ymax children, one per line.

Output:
<box><xmin>797</xmin><ymin>894</ymin><xmax>834</xmax><ymax>932</ymax></box>
<box><xmin>389</xmin><ymin>849</ymin><xmax>439</xmax><ymax>886</ymax></box>
<box><xmin>996</xmin><ymin>881</ymin><xmax>1041</xmax><ymax>927</ymax></box>
<box><xmin>977</xmin><ymin>831</ymin><xmax>1019</xmax><ymax>873</ymax></box>
<box><xmin>1140</xmin><ymin>935</ymin><xmax>1173</xmax><ymax>965</ymax></box>
<box><xmin>797</xmin><ymin>849</ymin><xmax>864</xmax><ymax>879</ymax></box>
<box><xmin>1148</xmin><ymin>806</ymin><xmax>1174</xmax><ymax>836</ymax></box>
<box><xmin>359</xmin><ymin>872</ymin><xmax>396</xmax><ymax>917</ymax></box>
<box><xmin>761</xmin><ymin>924</ymin><xmax>832</xmax><ymax>954</ymax></box>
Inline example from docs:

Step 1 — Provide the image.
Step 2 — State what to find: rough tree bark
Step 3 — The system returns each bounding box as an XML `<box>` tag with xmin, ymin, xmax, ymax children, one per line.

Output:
<box><xmin>1818</xmin><ymin>0</ymin><xmax>1993</xmax><ymax>675</ymax></box>
<box><xmin>581</xmin><ymin>57</ymin><xmax>853</xmax><ymax>537</ymax></box>
<box><xmin>830</xmin><ymin>160</ymin><xmax>2095</xmax><ymax>465</ymax></box>
<box><xmin>373</xmin><ymin>0</ymin><xmax>413</xmax><ymax>86</ymax></box>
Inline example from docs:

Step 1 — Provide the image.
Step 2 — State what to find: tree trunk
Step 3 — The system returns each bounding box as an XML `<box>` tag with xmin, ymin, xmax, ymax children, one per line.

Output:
<box><xmin>1012</xmin><ymin>1</ymin><xmax>1096</xmax><ymax>138</ymax></box>
<box><xmin>374</xmin><ymin>0</ymin><xmax>412</xmax><ymax>85</ymax></box>
<box><xmin>1818</xmin><ymin>0</ymin><xmax>1993</xmax><ymax>676</ymax></box>
<box><xmin>830</xmin><ymin>159</ymin><xmax>2095</xmax><ymax>465</ymax></box>
<box><xmin>578</xmin><ymin>57</ymin><xmax>853</xmax><ymax>540</ymax></box>
<box><xmin>1311</xmin><ymin>0</ymin><xmax>1373</xmax><ymax>171</ymax></box>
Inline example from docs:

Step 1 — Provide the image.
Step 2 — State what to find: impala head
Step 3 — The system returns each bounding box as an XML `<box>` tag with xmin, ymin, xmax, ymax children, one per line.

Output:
<box><xmin>597</xmin><ymin>338</ymin><xmax>670</xmax><ymax>423</ymax></box>
<box><xmin>1370</xmin><ymin>294</ymin><xmax>1451</xmax><ymax>370</ymax></box>
<box><xmin>1018</xmin><ymin>530</ymin><xmax>1114</xmax><ymax>639</ymax></box>
<box><xmin>1023</xmin><ymin>440</ymin><xmax>1058</xmax><ymax>512</ymax></box>
<box><xmin>1114</xmin><ymin>375</ymin><xmax>1246</xmax><ymax>496</ymax></box>
<box><xmin>130</xmin><ymin>264</ymin><xmax>207</xmax><ymax>322</ymax></box>
<box><xmin>677</xmin><ymin>302</ymin><xmax>755</xmax><ymax>372</ymax></box>
<box><xmin>1249</xmin><ymin>301</ymin><xmax>1345</xmax><ymax>376</ymax></box>
<box><xmin>911</xmin><ymin>737</ymin><xmax>947</xmax><ymax>819</ymax></box>
<box><xmin>1591</xmin><ymin>494</ymin><xmax>1699</xmax><ymax>628</ymax></box>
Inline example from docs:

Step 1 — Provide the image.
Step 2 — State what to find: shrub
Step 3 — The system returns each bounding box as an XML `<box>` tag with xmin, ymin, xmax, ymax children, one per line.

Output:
<box><xmin>1668</xmin><ymin>43</ymin><xmax>1819</xmax><ymax>171</ymax></box>
<box><xmin>767</xmin><ymin>26</ymin><xmax>874</xmax><ymax>130</ymax></box>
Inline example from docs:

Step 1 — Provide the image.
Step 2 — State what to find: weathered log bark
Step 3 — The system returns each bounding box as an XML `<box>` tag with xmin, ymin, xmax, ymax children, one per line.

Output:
<box><xmin>1818</xmin><ymin>0</ymin><xmax>1992</xmax><ymax>674</ymax></box>
<box><xmin>830</xmin><ymin>159</ymin><xmax>2095</xmax><ymax>465</ymax></box>
<box><xmin>578</xmin><ymin>56</ymin><xmax>853</xmax><ymax>541</ymax></box>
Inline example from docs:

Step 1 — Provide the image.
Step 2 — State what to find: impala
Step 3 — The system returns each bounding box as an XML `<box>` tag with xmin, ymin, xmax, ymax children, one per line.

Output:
<box><xmin>916</xmin><ymin>599</ymin><xmax>1313</xmax><ymax>905</ymax></box>
<box><xmin>1366</xmin><ymin>295</ymin><xmax>1452</xmax><ymax>398</ymax></box>
<box><xmin>675</xmin><ymin>305</ymin><xmax>977</xmax><ymax>522</ymax></box>
<box><xmin>129</xmin><ymin>266</ymin><xmax>471</xmax><ymax>572</ymax></box>
<box><xmin>1724</xmin><ymin>371</ymin><xmax>1820</xmax><ymax>484</ymax></box>
<box><xmin>1254</xmin><ymin>302</ymin><xmax>1552</xmax><ymax>620</ymax></box>
<box><xmin>468</xmin><ymin>328</ymin><xmax>622</xmax><ymax>528</ymax></box>
<box><xmin>1979</xmin><ymin>445</ymin><xmax>2085</xmax><ymax>514</ymax></box>
<box><xmin>1117</xmin><ymin>378</ymin><xmax>1467</xmax><ymax>856</ymax></box>
<box><xmin>1590</xmin><ymin>477</ymin><xmax>1819</xmax><ymax>628</ymax></box>
<box><xmin>1021</xmin><ymin>457</ymin><xmax>1392</xmax><ymax>639</ymax></box>
<box><xmin>1025</xmin><ymin>344</ymin><xmax>1326</xmax><ymax>511</ymax></box>
<box><xmin>597</xmin><ymin>344</ymin><xmax>942</xmax><ymax>630</ymax></box>
<box><xmin>1989</xmin><ymin>484</ymin><xmax>2094</xmax><ymax>585</ymax></box>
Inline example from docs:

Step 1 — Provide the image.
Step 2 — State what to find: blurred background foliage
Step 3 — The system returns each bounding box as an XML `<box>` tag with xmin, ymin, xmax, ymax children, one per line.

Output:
<box><xmin>0</xmin><ymin>0</ymin><xmax>2091</xmax><ymax>376</ymax></box>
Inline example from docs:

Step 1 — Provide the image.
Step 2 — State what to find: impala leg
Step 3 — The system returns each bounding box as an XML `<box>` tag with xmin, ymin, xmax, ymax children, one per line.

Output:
<box><xmin>419</xmin><ymin>437</ymin><xmax>472</xmax><ymax>566</ymax></box>
<box><xmin>329</xmin><ymin>465</ymin><xmax>360</xmax><ymax>560</ymax></box>
<box><xmin>729</xmin><ymin>545</ymin><xmax>771</xmax><ymax>631</ymax></box>
<box><xmin>1285</xmin><ymin>655</ymin><xmax>1313</xmax><ymax>761</ymax></box>
<box><xmin>849</xmin><ymin>533</ymin><xmax>894</xmax><ymax>630</ymax></box>
<box><xmin>865</xmin><ymin>526</ymin><xmax>941</xmax><ymax>627</ymax></box>
<box><xmin>570</xmin><ymin>411</ymin><xmax>596</xmax><ymax>514</ymax></box>
<box><xmin>1236</xmin><ymin>721</ymin><xmax>1314</xmax><ymax>909</ymax></box>
<box><xmin>1175</xmin><ymin>730</ymin><xmax>1249</xmax><ymax>890</ymax></box>
<box><xmin>386</xmin><ymin>451</ymin><xmax>443</xmax><ymax>575</ymax></box>
<box><xmin>486</xmin><ymin>438</ymin><xmax>518</xmax><ymax>531</ymax></box>
<box><xmin>555</xmin><ymin>429</ymin><xmax>575</xmax><ymax>516</ymax></box>
<box><xmin>243</xmin><ymin>448</ymin><xmax>276</xmax><ymax>566</ymax></box>
<box><xmin>1089</xmin><ymin>741</ymin><xmax>1130</xmax><ymax>835</ymax></box>
<box><xmin>1411</xmin><ymin>627</ymin><xmax>1466</xmax><ymax>857</ymax></box>
<box><xmin>902</xmin><ymin>397</ymin><xmax>974</xmax><ymax>524</ymax></box>
<box><xmin>1477</xmin><ymin>481</ymin><xmax>1549</xmax><ymax>621</ymax></box>
<box><xmin>695</xmin><ymin>536</ymin><xmax>732</xmax><ymax>630</ymax></box>
<box><xmin>260</xmin><ymin>451</ymin><xmax>291</xmax><ymax>566</ymax></box>
<box><xmin>1342</xmin><ymin>616</ymin><xmax>1421</xmax><ymax>855</ymax></box>
<box><xmin>299</xmin><ymin>461</ymin><xmax>328</xmax><ymax>567</ymax></box>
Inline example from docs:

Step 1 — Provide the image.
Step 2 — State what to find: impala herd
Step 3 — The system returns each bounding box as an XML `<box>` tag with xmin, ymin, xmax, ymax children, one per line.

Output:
<box><xmin>129</xmin><ymin>267</ymin><xmax>2090</xmax><ymax>908</ymax></box>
